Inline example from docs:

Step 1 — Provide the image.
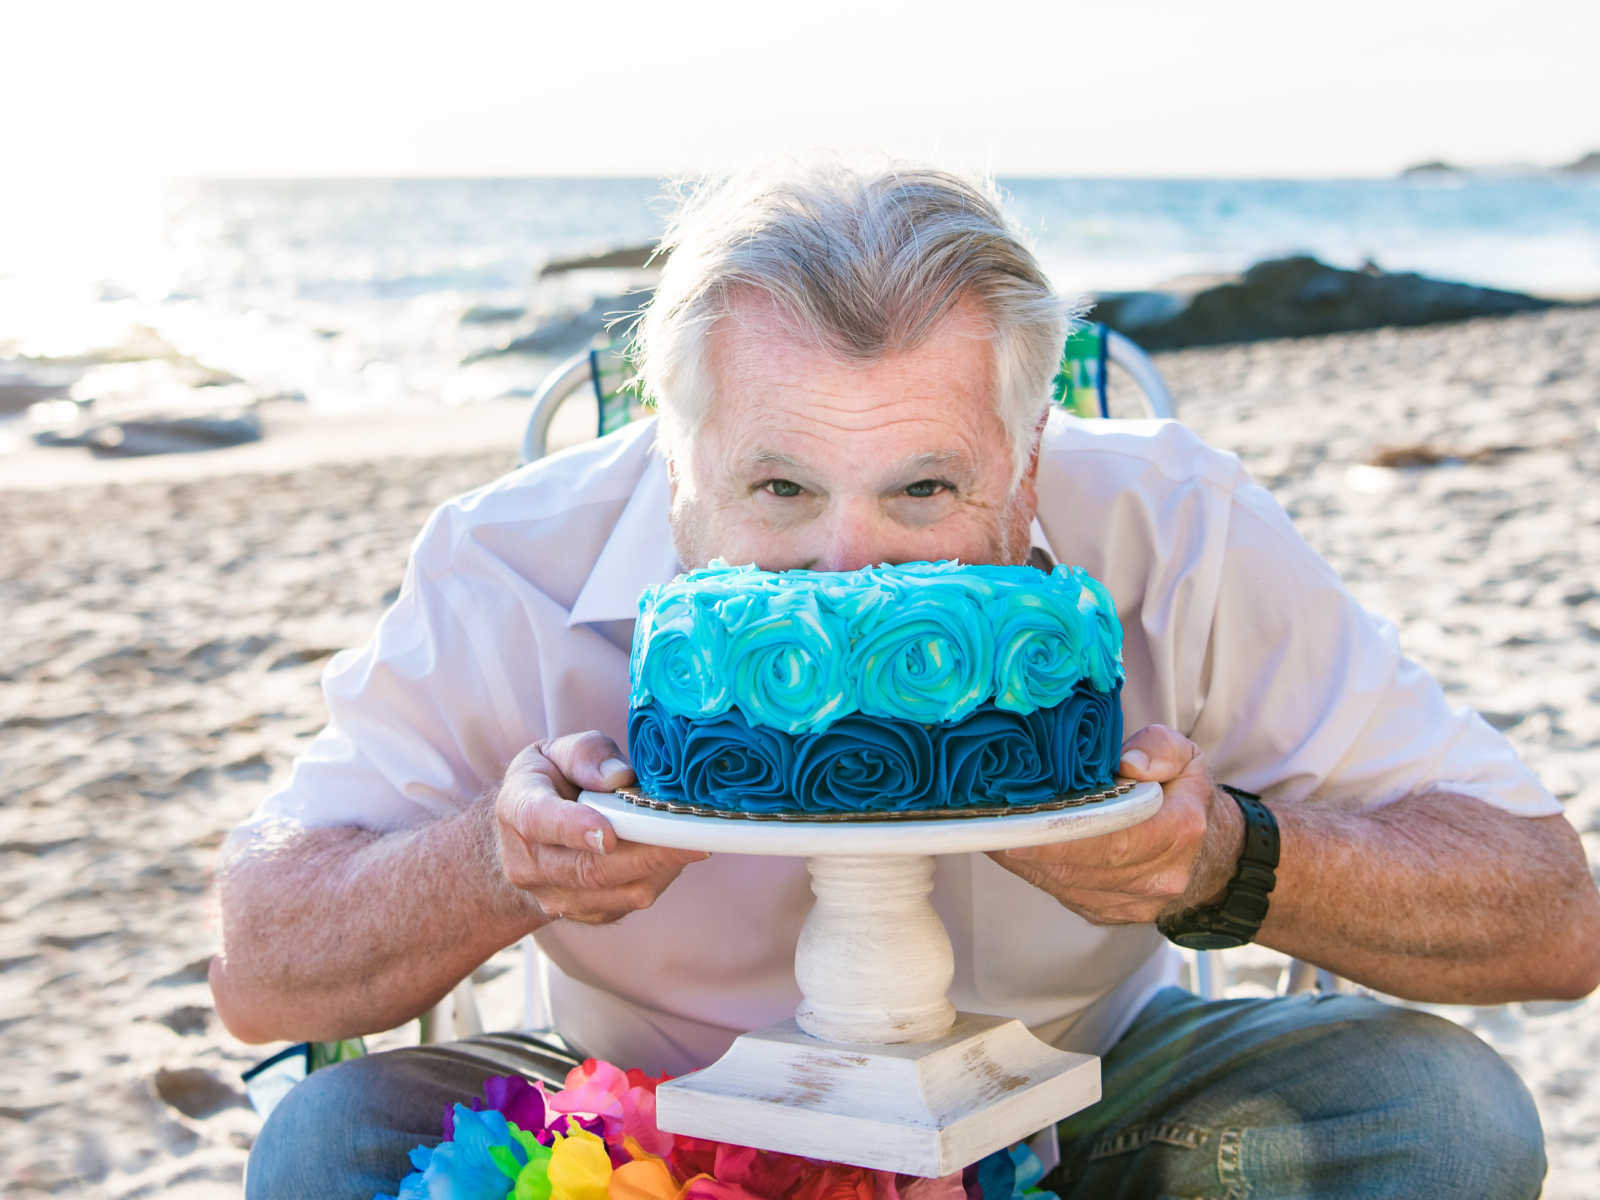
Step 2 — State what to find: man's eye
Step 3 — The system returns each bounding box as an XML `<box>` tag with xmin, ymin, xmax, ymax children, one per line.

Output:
<box><xmin>763</xmin><ymin>479</ymin><xmax>804</xmax><ymax>498</ymax></box>
<box><xmin>904</xmin><ymin>479</ymin><xmax>948</xmax><ymax>499</ymax></box>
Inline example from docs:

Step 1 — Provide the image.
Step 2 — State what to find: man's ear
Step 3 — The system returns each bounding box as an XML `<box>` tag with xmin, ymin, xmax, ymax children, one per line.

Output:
<box><xmin>1016</xmin><ymin>423</ymin><xmax>1045</xmax><ymax>514</ymax></box>
<box><xmin>666</xmin><ymin>454</ymin><xmax>680</xmax><ymax>503</ymax></box>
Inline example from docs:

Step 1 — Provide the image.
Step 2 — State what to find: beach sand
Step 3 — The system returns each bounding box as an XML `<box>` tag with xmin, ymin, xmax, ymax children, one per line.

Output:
<box><xmin>2</xmin><ymin>307</ymin><xmax>1596</xmax><ymax>1196</ymax></box>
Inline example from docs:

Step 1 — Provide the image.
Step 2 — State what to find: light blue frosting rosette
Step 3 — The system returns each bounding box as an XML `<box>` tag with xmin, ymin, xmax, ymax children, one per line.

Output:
<box><xmin>850</xmin><ymin>575</ymin><xmax>992</xmax><ymax>725</ymax></box>
<box><xmin>629</xmin><ymin>584</ymin><xmax>732</xmax><ymax>717</ymax></box>
<box><xmin>721</xmin><ymin>586</ymin><xmax>851</xmax><ymax>734</ymax></box>
<box><xmin>987</xmin><ymin>584</ymin><xmax>1086</xmax><ymax>712</ymax></box>
<box><xmin>1064</xmin><ymin>566</ymin><xmax>1125</xmax><ymax>691</ymax></box>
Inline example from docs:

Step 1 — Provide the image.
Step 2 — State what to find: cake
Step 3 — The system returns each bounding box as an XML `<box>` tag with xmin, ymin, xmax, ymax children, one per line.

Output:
<box><xmin>625</xmin><ymin>560</ymin><xmax>1124</xmax><ymax>816</ymax></box>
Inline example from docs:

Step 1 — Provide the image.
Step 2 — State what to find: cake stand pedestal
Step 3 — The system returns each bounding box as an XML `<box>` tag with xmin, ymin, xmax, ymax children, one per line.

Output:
<box><xmin>578</xmin><ymin>781</ymin><xmax>1163</xmax><ymax>1178</ymax></box>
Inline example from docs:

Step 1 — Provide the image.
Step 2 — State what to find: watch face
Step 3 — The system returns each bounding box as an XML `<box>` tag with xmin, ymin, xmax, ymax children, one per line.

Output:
<box><xmin>1173</xmin><ymin>929</ymin><xmax>1249</xmax><ymax>951</ymax></box>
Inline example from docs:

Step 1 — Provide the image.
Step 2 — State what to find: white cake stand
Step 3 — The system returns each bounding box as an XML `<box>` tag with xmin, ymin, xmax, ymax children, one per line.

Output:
<box><xmin>578</xmin><ymin>780</ymin><xmax>1164</xmax><ymax>1178</ymax></box>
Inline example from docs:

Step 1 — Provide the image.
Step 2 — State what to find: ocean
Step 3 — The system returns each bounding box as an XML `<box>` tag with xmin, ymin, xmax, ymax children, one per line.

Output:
<box><xmin>1</xmin><ymin>174</ymin><xmax>1596</xmax><ymax>434</ymax></box>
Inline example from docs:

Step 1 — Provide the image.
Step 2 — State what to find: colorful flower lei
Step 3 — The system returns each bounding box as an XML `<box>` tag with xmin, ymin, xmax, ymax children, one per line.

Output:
<box><xmin>380</xmin><ymin>1058</ymin><xmax>1060</xmax><ymax>1200</ymax></box>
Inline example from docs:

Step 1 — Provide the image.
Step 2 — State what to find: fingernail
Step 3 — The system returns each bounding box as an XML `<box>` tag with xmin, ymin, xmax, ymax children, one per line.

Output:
<box><xmin>1121</xmin><ymin>748</ymin><xmax>1150</xmax><ymax>774</ymax></box>
<box><xmin>600</xmin><ymin>757</ymin><xmax>629</xmax><ymax>783</ymax></box>
<box><xmin>586</xmin><ymin>829</ymin><xmax>608</xmax><ymax>854</ymax></box>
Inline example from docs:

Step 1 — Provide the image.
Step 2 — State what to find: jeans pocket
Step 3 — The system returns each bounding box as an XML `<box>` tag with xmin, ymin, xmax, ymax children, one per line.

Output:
<box><xmin>1066</xmin><ymin>1120</ymin><xmax>1247</xmax><ymax>1200</ymax></box>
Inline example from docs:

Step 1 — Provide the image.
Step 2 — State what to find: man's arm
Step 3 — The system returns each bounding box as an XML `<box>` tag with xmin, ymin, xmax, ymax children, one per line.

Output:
<box><xmin>210</xmin><ymin>733</ymin><xmax>706</xmax><ymax>1044</ymax></box>
<box><xmin>210</xmin><ymin>796</ymin><xmax>529</xmax><ymax>1044</ymax></box>
<box><xmin>1264</xmin><ymin>787</ymin><xmax>1600</xmax><ymax>1003</ymax></box>
<box><xmin>992</xmin><ymin>725</ymin><xmax>1600</xmax><ymax>1004</ymax></box>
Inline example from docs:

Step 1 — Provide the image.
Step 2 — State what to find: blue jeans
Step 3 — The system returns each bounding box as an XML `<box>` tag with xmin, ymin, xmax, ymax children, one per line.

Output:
<box><xmin>247</xmin><ymin>989</ymin><xmax>1545</xmax><ymax>1198</ymax></box>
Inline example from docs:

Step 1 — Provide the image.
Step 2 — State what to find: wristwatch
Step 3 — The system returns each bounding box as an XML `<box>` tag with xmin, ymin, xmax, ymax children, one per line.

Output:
<box><xmin>1156</xmin><ymin>785</ymin><xmax>1279</xmax><ymax>950</ymax></box>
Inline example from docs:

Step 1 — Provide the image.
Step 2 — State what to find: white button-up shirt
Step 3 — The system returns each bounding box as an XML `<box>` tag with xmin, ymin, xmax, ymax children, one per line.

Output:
<box><xmin>251</xmin><ymin>411</ymin><xmax>1559</xmax><ymax>1075</ymax></box>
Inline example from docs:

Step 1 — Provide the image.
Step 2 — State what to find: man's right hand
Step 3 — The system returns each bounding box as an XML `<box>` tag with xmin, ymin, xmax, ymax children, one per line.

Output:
<box><xmin>495</xmin><ymin>731</ymin><xmax>708</xmax><ymax>926</ymax></box>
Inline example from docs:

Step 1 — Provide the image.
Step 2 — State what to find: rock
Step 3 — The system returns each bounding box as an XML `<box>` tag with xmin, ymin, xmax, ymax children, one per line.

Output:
<box><xmin>86</xmin><ymin>409</ymin><xmax>264</xmax><ymax>456</ymax></box>
<box><xmin>153</xmin><ymin>1067</ymin><xmax>244</xmax><ymax>1119</ymax></box>
<box><xmin>151</xmin><ymin>957</ymin><xmax>214</xmax><ymax>987</ymax></box>
<box><xmin>157</xmin><ymin>1005</ymin><xmax>212</xmax><ymax>1036</ymax></box>
<box><xmin>463</xmin><ymin>289</ymin><xmax>652</xmax><ymax>363</ymax></box>
<box><xmin>1090</xmin><ymin>256</ymin><xmax>1557</xmax><ymax>350</ymax></box>
<box><xmin>1561</xmin><ymin>150</ymin><xmax>1600</xmax><ymax>174</ymax></box>
<box><xmin>539</xmin><ymin>241</ymin><xmax>662</xmax><ymax>276</ymax></box>
<box><xmin>1398</xmin><ymin>159</ymin><xmax>1464</xmax><ymax>178</ymax></box>
<box><xmin>459</xmin><ymin>303</ymin><xmax>527</xmax><ymax>325</ymax></box>
<box><xmin>0</xmin><ymin>375</ymin><xmax>70</xmax><ymax>415</ymax></box>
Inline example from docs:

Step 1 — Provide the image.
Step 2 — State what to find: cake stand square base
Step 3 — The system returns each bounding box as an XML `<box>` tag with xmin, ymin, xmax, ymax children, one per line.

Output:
<box><xmin>654</xmin><ymin>1012</ymin><xmax>1100</xmax><ymax>1178</ymax></box>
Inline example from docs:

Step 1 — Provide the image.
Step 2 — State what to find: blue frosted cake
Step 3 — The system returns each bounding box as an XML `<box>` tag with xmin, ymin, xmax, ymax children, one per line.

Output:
<box><xmin>625</xmin><ymin>560</ymin><xmax>1124</xmax><ymax>816</ymax></box>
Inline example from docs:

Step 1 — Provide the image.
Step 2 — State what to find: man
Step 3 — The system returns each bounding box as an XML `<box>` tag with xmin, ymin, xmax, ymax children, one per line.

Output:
<box><xmin>216</xmin><ymin>160</ymin><xmax>1600</xmax><ymax>1198</ymax></box>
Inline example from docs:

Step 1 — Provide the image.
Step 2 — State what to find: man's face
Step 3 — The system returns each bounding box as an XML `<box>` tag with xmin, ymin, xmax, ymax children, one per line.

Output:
<box><xmin>668</xmin><ymin>295</ymin><xmax>1038</xmax><ymax>573</ymax></box>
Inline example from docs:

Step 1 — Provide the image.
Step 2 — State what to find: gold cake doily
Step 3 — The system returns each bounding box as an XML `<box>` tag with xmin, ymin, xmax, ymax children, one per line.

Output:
<box><xmin>614</xmin><ymin>780</ymin><xmax>1137</xmax><ymax>822</ymax></box>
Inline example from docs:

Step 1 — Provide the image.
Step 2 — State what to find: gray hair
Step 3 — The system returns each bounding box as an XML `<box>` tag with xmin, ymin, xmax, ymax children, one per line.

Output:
<box><xmin>630</xmin><ymin>157</ymin><xmax>1076</xmax><ymax>490</ymax></box>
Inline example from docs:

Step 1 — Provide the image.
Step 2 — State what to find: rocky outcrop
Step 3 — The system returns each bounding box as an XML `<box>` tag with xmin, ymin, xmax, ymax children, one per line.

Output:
<box><xmin>24</xmin><ymin>358</ymin><xmax>279</xmax><ymax>455</ymax></box>
<box><xmin>1398</xmin><ymin>160</ymin><xmax>1464</xmax><ymax>178</ymax></box>
<box><xmin>538</xmin><ymin>242</ymin><xmax>662</xmax><ymax>277</ymax></box>
<box><xmin>462</xmin><ymin>289</ymin><xmax>652</xmax><ymax>363</ymax></box>
<box><xmin>1090</xmin><ymin>256</ymin><xmax>1558</xmax><ymax>350</ymax></box>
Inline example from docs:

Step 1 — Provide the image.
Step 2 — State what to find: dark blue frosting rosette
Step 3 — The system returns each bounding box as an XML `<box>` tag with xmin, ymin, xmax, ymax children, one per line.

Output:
<box><xmin>1048</xmin><ymin>680</ymin><xmax>1124</xmax><ymax>795</ymax></box>
<box><xmin>937</xmin><ymin>706</ymin><xmax>1056</xmax><ymax>807</ymax></box>
<box><xmin>678</xmin><ymin>709</ymin><xmax>796</xmax><ymax>813</ymax></box>
<box><xmin>790</xmin><ymin>714</ymin><xmax>937</xmax><ymax>813</ymax></box>
<box><xmin>626</xmin><ymin>703</ymin><xmax>688</xmax><ymax>799</ymax></box>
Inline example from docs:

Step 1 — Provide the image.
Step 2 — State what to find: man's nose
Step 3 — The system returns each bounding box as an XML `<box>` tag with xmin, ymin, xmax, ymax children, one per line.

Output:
<box><xmin>814</xmin><ymin>499</ymin><xmax>895</xmax><ymax>573</ymax></box>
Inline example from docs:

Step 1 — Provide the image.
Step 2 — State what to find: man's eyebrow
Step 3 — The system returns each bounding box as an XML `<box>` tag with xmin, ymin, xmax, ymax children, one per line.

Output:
<box><xmin>897</xmin><ymin>451</ymin><xmax>971</xmax><ymax>476</ymax></box>
<box><xmin>738</xmin><ymin>450</ymin><xmax>806</xmax><ymax>473</ymax></box>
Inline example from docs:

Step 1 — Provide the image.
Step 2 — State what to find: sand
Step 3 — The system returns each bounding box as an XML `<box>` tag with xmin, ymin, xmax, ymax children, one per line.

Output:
<box><xmin>2</xmin><ymin>307</ymin><xmax>1597</xmax><ymax>1196</ymax></box>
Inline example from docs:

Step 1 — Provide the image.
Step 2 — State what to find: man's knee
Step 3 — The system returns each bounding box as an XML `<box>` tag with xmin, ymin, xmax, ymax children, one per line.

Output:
<box><xmin>1232</xmin><ymin>996</ymin><xmax>1546</xmax><ymax>1195</ymax></box>
<box><xmin>1073</xmin><ymin>992</ymin><xmax>1546</xmax><ymax>1197</ymax></box>
<box><xmin>1362</xmin><ymin>1003</ymin><xmax>1545</xmax><ymax>1194</ymax></box>
<box><xmin>246</xmin><ymin>1055</ymin><xmax>415</xmax><ymax>1200</ymax></box>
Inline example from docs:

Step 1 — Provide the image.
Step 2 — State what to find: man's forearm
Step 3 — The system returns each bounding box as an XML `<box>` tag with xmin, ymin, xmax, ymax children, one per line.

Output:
<box><xmin>1260</xmin><ymin>792</ymin><xmax>1600</xmax><ymax>1003</ymax></box>
<box><xmin>209</xmin><ymin>794</ymin><xmax>546</xmax><ymax>1044</ymax></box>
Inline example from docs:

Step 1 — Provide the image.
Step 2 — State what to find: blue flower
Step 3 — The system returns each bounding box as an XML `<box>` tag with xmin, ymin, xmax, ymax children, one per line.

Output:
<box><xmin>379</xmin><ymin>1105</ymin><xmax>527</xmax><ymax>1200</ymax></box>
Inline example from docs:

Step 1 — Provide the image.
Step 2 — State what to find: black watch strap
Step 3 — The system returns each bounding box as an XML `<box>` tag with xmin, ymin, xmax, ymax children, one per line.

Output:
<box><xmin>1156</xmin><ymin>785</ymin><xmax>1279</xmax><ymax>950</ymax></box>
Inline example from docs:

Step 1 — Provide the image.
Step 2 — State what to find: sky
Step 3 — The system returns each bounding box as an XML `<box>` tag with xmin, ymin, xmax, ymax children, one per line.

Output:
<box><xmin>7</xmin><ymin>0</ymin><xmax>1597</xmax><ymax>179</ymax></box>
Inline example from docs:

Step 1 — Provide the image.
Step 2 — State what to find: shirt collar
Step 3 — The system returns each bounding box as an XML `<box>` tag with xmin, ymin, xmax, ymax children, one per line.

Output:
<box><xmin>566</xmin><ymin>445</ymin><xmax>682</xmax><ymax>628</ymax></box>
<box><xmin>566</xmin><ymin>457</ymin><xmax>1061</xmax><ymax>628</ymax></box>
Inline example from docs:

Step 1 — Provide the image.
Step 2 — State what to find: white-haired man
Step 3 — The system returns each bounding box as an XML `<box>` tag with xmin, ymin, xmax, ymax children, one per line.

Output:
<box><xmin>217</xmin><ymin>161</ymin><xmax>1600</xmax><ymax>1198</ymax></box>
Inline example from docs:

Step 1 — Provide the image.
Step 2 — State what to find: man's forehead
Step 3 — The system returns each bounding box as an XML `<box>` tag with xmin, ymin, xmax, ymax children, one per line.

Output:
<box><xmin>734</xmin><ymin>447</ymin><xmax>974</xmax><ymax>476</ymax></box>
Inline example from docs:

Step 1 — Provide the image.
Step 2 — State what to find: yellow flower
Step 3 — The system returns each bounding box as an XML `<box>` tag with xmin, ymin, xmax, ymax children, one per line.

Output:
<box><xmin>549</xmin><ymin>1124</ymin><xmax>613</xmax><ymax>1200</ymax></box>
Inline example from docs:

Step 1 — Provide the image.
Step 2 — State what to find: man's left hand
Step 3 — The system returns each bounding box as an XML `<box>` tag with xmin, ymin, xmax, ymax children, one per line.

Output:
<box><xmin>988</xmin><ymin>724</ymin><xmax>1247</xmax><ymax>925</ymax></box>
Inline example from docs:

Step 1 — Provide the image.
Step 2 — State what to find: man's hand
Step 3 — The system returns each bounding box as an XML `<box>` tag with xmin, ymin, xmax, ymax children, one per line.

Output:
<box><xmin>988</xmin><ymin>724</ymin><xmax>1245</xmax><ymax>925</ymax></box>
<box><xmin>496</xmin><ymin>731</ymin><xmax>708</xmax><ymax>925</ymax></box>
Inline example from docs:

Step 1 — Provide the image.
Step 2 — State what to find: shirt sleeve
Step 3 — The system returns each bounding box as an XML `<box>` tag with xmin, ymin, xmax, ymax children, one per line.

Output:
<box><xmin>1187</xmin><ymin>472</ymin><xmax>1562</xmax><ymax>817</ymax></box>
<box><xmin>246</xmin><ymin>504</ymin><xmax>533</xmax><ymax>833</ymax></box>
